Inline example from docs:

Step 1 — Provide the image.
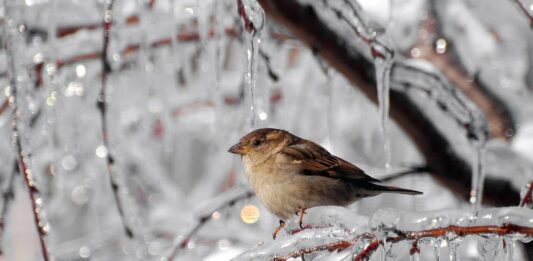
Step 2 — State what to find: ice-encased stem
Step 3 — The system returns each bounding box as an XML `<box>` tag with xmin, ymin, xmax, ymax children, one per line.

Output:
<box><xmin>375</xmin><ymin>55</ymin><xmax>393</xmax><ymax>169</ymax></box>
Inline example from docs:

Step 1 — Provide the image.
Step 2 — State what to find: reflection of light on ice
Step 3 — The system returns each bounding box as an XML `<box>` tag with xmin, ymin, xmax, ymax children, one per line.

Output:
<box><xmin>258</xmin><ymin>111</ymin><xmax>268</xmax><ymax>121</ymax></box>
<box><xmin>240</xmin><ymin>204</ymin><xmax>260</xmax><ymax>224</ymax></box>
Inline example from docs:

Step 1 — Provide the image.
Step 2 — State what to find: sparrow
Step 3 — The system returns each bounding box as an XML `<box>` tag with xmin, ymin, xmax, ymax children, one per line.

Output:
<box><xmin>228</xmin><ymin>128</ymin><xmax>422</xmax><ymax>239</ymax></box>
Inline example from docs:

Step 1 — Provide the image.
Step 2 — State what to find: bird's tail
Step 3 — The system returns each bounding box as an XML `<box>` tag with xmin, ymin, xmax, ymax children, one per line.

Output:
<box><xmin>382</xmin><ymin>185</ymin><xmax>422</xmax><ymax>195</ymax></box>
<box><xmin>368</xmin><ymin>183</ymin><xmax>423</xmax><ymax>195</ymax></box>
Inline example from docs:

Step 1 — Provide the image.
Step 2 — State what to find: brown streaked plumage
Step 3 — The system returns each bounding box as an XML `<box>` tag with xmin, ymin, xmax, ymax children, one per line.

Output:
<box><xmin>229</xmin><ymin>128</ymin><xmax>422</xmax><ymax>238</ymax></box>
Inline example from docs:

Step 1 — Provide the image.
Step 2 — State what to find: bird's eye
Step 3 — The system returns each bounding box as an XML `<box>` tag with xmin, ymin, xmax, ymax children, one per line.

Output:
<box><xmin>251</xmin><ymin>139</ymin><xmax>262</xmax><ymax>147</ymax></box>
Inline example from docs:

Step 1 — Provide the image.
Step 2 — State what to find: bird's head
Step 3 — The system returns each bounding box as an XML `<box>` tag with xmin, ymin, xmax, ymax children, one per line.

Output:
<box><xmin>228</xmin><ymin>128</ymin><xmax>291</xmax><ymax>161</ymax></box>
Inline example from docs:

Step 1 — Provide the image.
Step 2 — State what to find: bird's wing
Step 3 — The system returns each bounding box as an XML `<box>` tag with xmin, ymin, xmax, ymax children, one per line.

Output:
<box><xmin>280</xmin><ymin>137</ymin><xmax>381</xmax><ymax>183</ymax></box>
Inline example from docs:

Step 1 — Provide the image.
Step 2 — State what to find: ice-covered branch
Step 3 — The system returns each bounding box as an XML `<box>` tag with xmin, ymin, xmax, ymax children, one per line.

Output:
<box><xmin>237</xmin><ymin>207</ymin><xmax>533</xmax><ymax>260</ymax></box>
<box><xmin>97</xmin><ymin>0</ymin><xmax>133</xmax><ymax>239</ymax></box>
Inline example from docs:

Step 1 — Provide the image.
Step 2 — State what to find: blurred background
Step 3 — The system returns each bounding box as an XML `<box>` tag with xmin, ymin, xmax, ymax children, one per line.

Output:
<box><xmin>0</xmin><ymin>0</ymin><xmax>532</xmax><ymax>260</ymax></box>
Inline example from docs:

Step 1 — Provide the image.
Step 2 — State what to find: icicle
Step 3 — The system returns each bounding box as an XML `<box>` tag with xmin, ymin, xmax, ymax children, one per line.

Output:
<box><xmin>469</xmin><ymin>140</ymin><xmax>486</xmax><ymax>209</ymax></box>
<box><xmin>503</xmin><ymin>238</ymin><xmax>515</xmax><ymax>261</ymax></box>
<box><xmin>374</xmin><ymin>53</ymin><xmax>393</xmax><ymax>169</ymax></box>
<box><xmin>479</xmin><ymin>236</ymin><xmax>499</xmax><ymax>261</ymax></box>
<box><xmin>238</xmin><ymin>0</ymin><xmax>265</xmax><ymax>129</ymax></box>
<box><xmin>448</xmin><ymin>240</ymin><xmax>462</xmax><ymax>261</ymax></box>
<box><xmin>433</xmin><ymin>239</ymin><xmax>441</xmax><ymax>261</ymax></box>
<box><xmin>410</xmin><ymin>252</ymin><xmax>420</xmax><ymax>261</ymax></box>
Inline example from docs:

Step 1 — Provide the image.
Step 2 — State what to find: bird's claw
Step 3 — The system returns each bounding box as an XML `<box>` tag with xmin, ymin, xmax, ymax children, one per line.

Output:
<box><xmin>272</xmin><ymin>220</ymin><xmax>285</xmax><ymax>240</ymax></box>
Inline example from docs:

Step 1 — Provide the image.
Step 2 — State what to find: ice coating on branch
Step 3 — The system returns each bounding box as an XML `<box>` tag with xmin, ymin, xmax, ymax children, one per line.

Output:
<box><xmin>234</xmin><ymin>206</ymin><xmax>368</xmax><ymax>260</ymax></box>
<box><xmin>370</xmin><ymin>207</ymin><xmax>533</xmax><ymax>234</ymax></box>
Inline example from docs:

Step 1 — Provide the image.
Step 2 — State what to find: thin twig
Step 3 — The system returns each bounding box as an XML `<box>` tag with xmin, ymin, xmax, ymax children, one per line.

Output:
<box><xmin>98</xmin><ymin>0</ymin><xmax>133</xmax><ymax>238</ymax></box>
<box><xmin>167</xmin><ymin>190</ymin><xmax>254</xmax><ymax>260</ymax></box>
<box><xmin>4</xmin><ymin>12</ymin><xmax>49</xmax><ymax>260</ymax></box>
<box><xmin>511</xmin><ymin>0</ymin><xmax>533</xmax><ymax>28</ymax></box>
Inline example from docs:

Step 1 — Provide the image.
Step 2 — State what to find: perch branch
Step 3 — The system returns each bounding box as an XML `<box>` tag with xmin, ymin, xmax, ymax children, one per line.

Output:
<box><xmin>273</xmin><ymin>223</ymin><xmax>533</xmax><ymax>260</ymax></box>
<box><xmin>97</xmin><ymin>0</ymin><xmax>134</xmax><ymax>238</ymax></box>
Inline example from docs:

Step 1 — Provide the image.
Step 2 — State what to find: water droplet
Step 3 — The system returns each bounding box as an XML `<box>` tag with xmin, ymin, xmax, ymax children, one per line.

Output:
<box><xmin>76</xmin><ymin>64</ymin><xmax>86</xmax><ymax>78</ymax></box>
<box><xmin>435</xmin><ymin>38</ymin><xmax>447</xmax><ymax>54</ymax></box>
<box><xmin>96</xmin><ymin>145</ymin><xmax>108</xmax><ymax>158</ymax></box>
<box><xmin>61</xmin><ymin>155</ymin><xmax>78</xmax><ymax>171</ymax></box>
<box><xmin>79</xmin><ymin>246</ymin><xmax>91</xmax><ymax>259</ymax></box>
<box><xmin>33</xmin><ymin>53</ymin><xmax>43</xmax><ymax>64</ymax></box>
<box><xmin>240</xmin><ymin>204</ymin><xmax>260</xmax><ymax>224</ymax></box>
<box><xmin>258</xmin><ymin>111</ymin><xmax>268</xmax><ymax>120</ymax></box>
<box><xmin>65</xmin><ymin>82</ymin><xmax>84</xmax><ymax>97</ymax></box>
<box><xmin>45</xmin><ymin>63</ymin><xmax>57</xmax><ymax>76</ymax></box>
<box><xmin>71</xmin><ymin>186</ymin><xmax>89</xmax><ymax>205</ymax></box>
<box><xmin>410</xmin><ymin>48</ymin><xmax>421</xmax><ymax>58</ymax></box>
<box><xmin>4</xmin><ymin>86</ymin><xmax>11</xmax><ymax>97</ymax></box>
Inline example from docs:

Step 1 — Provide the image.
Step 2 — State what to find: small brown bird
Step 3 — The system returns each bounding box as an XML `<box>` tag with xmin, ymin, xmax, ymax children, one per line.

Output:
<box><xmin>228</xmin><ymin>128</ymin><xmax>422</xmax><ymax>239</ymax></box>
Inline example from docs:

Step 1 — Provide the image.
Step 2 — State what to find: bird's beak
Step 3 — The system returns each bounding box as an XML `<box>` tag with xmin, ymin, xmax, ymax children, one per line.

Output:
<box><xmin>228</xmin><ymin>142</ymin><xmax>246</xmax><ymax>155</ymax></box>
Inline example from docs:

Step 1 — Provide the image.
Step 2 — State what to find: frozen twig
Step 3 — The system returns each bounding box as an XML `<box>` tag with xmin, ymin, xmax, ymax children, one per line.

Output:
<box><xmin>511</xmin><ymin>0</ymin><xmax>533</xmax><ymax>28</ymax></box>
<box><xmin>4</xmin><ymin>10</ymin><xmax>49</xmax><ymax>259</ymax></box>
<box><xmin>167</xmin><ymin>188</ymin><xmax>254</xmax><ymax>260</ymax></box>
<box><xmin>97</xmin><ymin>0</ymin><xmax>134</xmax><ymax>239</ymax></box>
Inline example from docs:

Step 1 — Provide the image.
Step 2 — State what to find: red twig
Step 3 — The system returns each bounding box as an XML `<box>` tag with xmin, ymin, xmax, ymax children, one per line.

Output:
<box><xmin>98</xmin><ymin>0</ymin><xmax>134</xmax><ymax>239</ymax></box>
<box><xmin>353</xmin><ymin>239</ymin><xmax>380</xmax><ymax>261</ymax></box>
<box><xmin>237</xmin><ymin>0</ymin><xmax>255</xmax><ymax>33</ymax></box>
<box><xmin>520</xmin><ymin>180</ymin><xmax>533</xmax><ymax>207</ymax></box>
<box><xmin>511</xmin><ymin>0</ymin><xmax>533</xmax><ymax>28</ymax></box>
